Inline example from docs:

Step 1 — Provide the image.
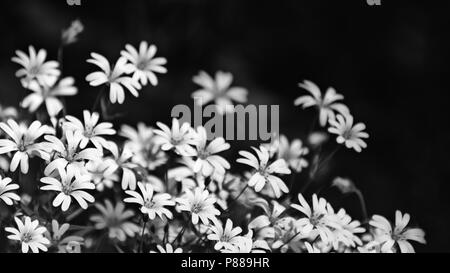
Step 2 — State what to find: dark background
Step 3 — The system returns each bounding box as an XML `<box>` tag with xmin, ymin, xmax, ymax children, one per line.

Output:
<box><xmin>0</xmin><ymin>0</ymin><xmax>448</xmax><ymax>252</ymax></box>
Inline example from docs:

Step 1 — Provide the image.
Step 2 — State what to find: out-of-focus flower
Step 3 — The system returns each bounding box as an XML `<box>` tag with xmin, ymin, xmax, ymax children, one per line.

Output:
<box><xmin>5</xmin><ymin>216</ymin><xmax>50</xmax><ymax>253</ymax></box>
<box><xmin>191</xmin><ymin>126</ymin><xmax>230</xmax><ymax>177</ymax></box>
<box><xmin>307</xmin><ymin>131</ymin><xmax>329</xmax><ymax>147</ymax></box>
<box><xmin>328</xmin><ymin>114</ymin><xmax>369</xmax><ymax>152</ymax></box>
<box><xmin>277</xmin><ymin>135</ymin><xmax>309</xmax><ymax>173</ymax></box>
<box><xmin>85</xmin><ymin>53</ymin><xmax>141</xmax><ymax>104</ymax></box>
<box><xmin>120</xmin><ymin>41</ymin><xmax>167</xmax><ymax>86</ymax></box>
<box><xmin>207</xmin><ymin>219</ymin><xmax>242</xmax><ymax>251</ymax></box>
<box><xmin>0</xmin><ymin>105</ymin><xmax>18</xmax><ymax>121</ymax></box>
<box><xmin>62</xmin><ymin>19</ymin><xmax>84</xmax><ymax>45</ymax></box>
<box><xmin>0</xmin><ymin>175</ymin><xmax>20</xmax><ymax>205</ymax></box>
<box><xmin>0</xmin><ymin>119</ymin><xmax>53</xmax><ymax>173</ymax></box>
<box><xmin>63</xmin><ymin>110</ymin><xmax>115</xmax><ymax>151</ymax></box>
<box><xmin>176</xmin><ymin>187</ymin><xmax>220</xmax><ymax>225</ymax></box>
<box><xmin>369</xmin><ymin>210</ymin><xmax>426</xmax><ymax>253</ymax></box>
<box><xmin>332</xmin><ymin>177</ymin><xmax>356</xmax><ymax>194</ymax></box>
<box><xmin>192</xmin><ymin>71</ymin><xmax>248</xmax><ymax>114</ymax></box>
<box><xmin>85</xmin><ymin>160</ymin><xmax>118</xmax><ymax>191</ymax></box>
<box><xmin>120</xmin><ymin>123</ymin><xmax>167</xmax><ymax>170</ymax></box>
<box><xmin>12</xmin><ymin>46</ymin><xmax>60</xmax><ymax>86</ymax></box>
<box><xmin>103</xmin><ymin>141</ymin><xmax>138</xmax><ymax>190</ymax></box>
<box><xmin>154</xmin><ymin>118</ymin><xmax>196</xmax><ymax>156</ymax></box>
<box><xmin>40</xmin><ymin>166</ymin><xmax>95</xmax><ymax>211</ymax></box>
<box><xmin>21</xmin><ymin>76</ymin><xmax>77</xmax><ymax>118</ymax></box>
<box><xmin>124</xmin><ymin>182</ymin><xmax>175</xmax><ymax>220</ymax></box>
<box><xmin>290</xmin><ymin>194</ymin><xmax>336</xmax><ymax>244</ymax></box>
<box><xmin>294</xmin><ymin>80</ymin><xmax>349</xmax><ymax>127</ymax></box>
<box><xmin>42</xmin><ymin>130</ymin><xmax>102</xmax><ymax>176</ymax></box>
<box><xmin>150</xmin><ymin>243</ymin><xmax>183</xmax><ymax>253</ymax></box>
<box><xmin>237</xmin><ymin>146</ymin><xmax>291</xmax><ymax>198</ymax></box>
<box><xmin>328</xmin><ymin>207</ymin><xmax>365</xmax><ymax>250</ymax></box>
<box><xmin>47</xmin><ymin>220</ymin><xmax>84</xmax><ymax>253</ymax></box>
<box><xmin>90</xmin><ymin>200</ymin><xmax>140</xmax><ymax>241</ymax></box>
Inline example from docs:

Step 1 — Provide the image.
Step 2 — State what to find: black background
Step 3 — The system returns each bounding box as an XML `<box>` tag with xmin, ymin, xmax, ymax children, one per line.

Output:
<box><xmin>0</xmin><ymin>0</ymin><xmax>449</xmax><ymax>252</ymax></box>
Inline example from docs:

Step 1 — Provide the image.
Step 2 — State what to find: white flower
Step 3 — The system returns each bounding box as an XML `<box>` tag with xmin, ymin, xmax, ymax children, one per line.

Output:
<box><xmin>266</xmin><ymin>135</ymin><xmax>309</xmax><ymax>173</ymax></box>
<box><xmin>369</xmin><ymin>210</ymin><xmax>426</xmax><ymax>253</ymax></box>
<box><xmin>328</xmin><ymin>114</ymin><xmax>369</xmax><ymax>152</ymax></box>
<box><xmin>237</xmin><ymin>146</ymin><xmax>291</xmax><ymax>198</ymax></box>
<box><xmin>85</xmin><ymin>160</ymin><xmax>118</xmax><ymax>191</ymax></box>
<box><xmin>103</xmin><ymin>141</ymin><xmax>138</xmax><ymax>190</ymax></box>
<box><xmin>328</xmin><ymin>208</ymin><xmax>365</xmax><ymax>249</ymax></box>
<box><xmin>120</xmin><ymin>123</ymin><xmax>167</xmax><ymax>170</ymax></box>
<box><xmin>290</xmin><ymin>194</ymin><xmax>336</xmax><ymax>244</ymax></box>
<box><xmin>249</xmin><ymin>200</ymin><xmax>286</xmax><ymax>240</ymax></box>
<box><xmin>192</xmin><ymin>126</ymin><xmax>230</xmax><ymax>177</ymax></box>
<box><xmin>63</xmin><ymin>110</ymin><xmax>116</xmax><ymax>151</ymax></box>
<box><xmin>192</xmin><ymin>71</ymin><xmax>248</xmax><ymax>114</ymax></box>
<box><xmin>150</xmin><ymin>244</ymin><xmax>183</xmax><ymax>253</ymax></box>
<box><xmin>207</xmin><ymin>219</ymin><xmax>243</xmax><ymax>251</ymax></box>
<box><xmin>5</xmin><ymin>216</ymin><xmax>50</xmax><ymax>253</ymax></box>
<box><xmin>12</xmin><ymin>46</ymin><xmax>60</xmax><ymax>86</ymax></box>
<box><xmin>0</xmin><ymin>175</ymin><xmax>20</xmax><ymax>205</ymax></box>
<box><xmin>0</xmin><ymin>104</ymin><xmax>18</xmax><ymax>121</ymax></box>
<box><xmin>124</xmin><ymin>182</ymin><xmax>175</xmax><ymax>220</ymax></box>
<box><xmin>176</xmin><ymin>187</ymin><xmax>220</xmax><ymax>225</ymax></box>
<box><xmin>304</xmin><ymin>242</ymin><xmax>321</xmax><ymax>253</ymax></box>
<box><xmin>0</xmin><ymin>119</ymin><xmax>53</xmax><ymax>173</ymax></box>
<box><xmin>85</xmin><ymin>53</ymin><xmax>141</xmax><ymax>104</ymax></box>
<box><xmin>62</xmin><ymin>19</ymin><xmax>84</xmax><ymax>45</ymax></box>
<box><xmin>120</xmin><ymin>41</ymin><xmax>167</xmax><ymax>86</ymax></box>
<box><xmin>294</xmin><ymin>80</ymin><xmax>349</xmax><ymax>127</ymax></box>
<box><xmin>154</xmin><ymin>118</ymin><xmax>197</xmax><ymax>156</ymax></box>
<box><xmin>47</xmin><ymin>220</ymin><xmax>84</xmax><ymax>253</ymax></box>
<box><xmin>90</xmin><ymin>200</ymin><xmax>140</xmax><ymax>241</ymax></box>
<box><xmin>40</xmin><ymin>166</ymin><xmax>95</xmax><ymax>211</ymax></box>
<box><xmin>42</xmin><ymin>130</ymin><xmax>102</xmax><ymax>176</ymax></box>
<box><xmin>21</xmin><ymin>76</ymin><xmax>77</xmax><ymax>117</ymax></box>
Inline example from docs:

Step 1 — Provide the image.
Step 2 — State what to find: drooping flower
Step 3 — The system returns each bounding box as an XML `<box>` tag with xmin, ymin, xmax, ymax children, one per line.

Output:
<box><xmin>12</xmin><ymin>46</ymin><xmax>60</xmax><ymax>86</ymax></box>
<box><xmin>63</xmin><ymin>110</ymin><xmax>116</xmax><ymax>151</ymax></box>
<box><xmin>207</xmin><ymin>219</ymin><xmax>243</xmax><ymax>251</ymax></box>
<box><xmin>0</xmin><ymin>104</ymin><xmax>18</xmax><ymax>121</ymax></box>
<box><xmin>153</xmin><ymin>118</ymin><xmax>197</xmax><ymax>156</ymax></box>
<box><xmin>90</xmin><ymin>200</ymin><xmax>140</xmax><ymax>241</ymax></box>
<box><xmin>294</xmin><ymin>80</ymin><xmax>349</xmax><ymax>127</ymax></box>
<box><xmin>5</xmin><ymin>216</ymin><xmax>50</xmax><ymax>253</ymax></box>
<box><xmin>42</xmin><ymin>129</ymin><xmax>102</xmax><ymax>176</ymax></box>
<box><xmin>328</xmin><ymin>114</ymin><xmax>369</xmax><ymax>152</ymax></box>
<box><xmin>120</xmin><ymin>41</ymin><xmax>167</xmax><ymax>86</ymax></box>
<box><xmin>0</xmin><ymin>175</ymin><xmax>20</xmax><ymax>205</ymax></box>
<box><xmin>40</xmin><ymin>166</ymin><xmax>95</xmax><ymax>211</ymax></box>
<box><xmin>369</xmin><ymin>210</ymin><xmax>426</xmax><ymax>253</ymax></box>
<box><xmin>124</xmin><ymin>182</ymin><xmax>175</xmax><ymax>220</ymax></box>
<box><xmin>176</xmin><ymin>187</ymin><xmax>220</xmax><ymax>225</ymax></box>
<box><xmin>191</xmin><ymin>126</ymin><xmax>230</xmax><ymax>177</ymax></box>
<box><xmin>192</xmin><ymin>70</ymin><xmax>248</xmax><ymax>114</ymax></box>
<box><xmin>0</xmin><ymin>119</ymin><xmax>53</xmax><ymax>173</ymax></box>
<box><xmin>21</xmin><ymin>76</ymin><xmax>77</xmax><ymax>117</ymax></box>
<box><xmin>61</xmin><ymin>19</ymin><xmax>84</xmax><ymax>45</ymax></box>
<box><xmin>237</xmin><ymin>146</ymin><xmax>291</xmax><ymax>198</ymax></box>
<box><xmin>85</xmin><ymin>53</ymin><xmax>141</xmax><ymax>104</ymax></box>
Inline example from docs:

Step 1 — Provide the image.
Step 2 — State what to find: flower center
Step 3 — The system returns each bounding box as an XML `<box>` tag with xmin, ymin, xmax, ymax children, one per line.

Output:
<box><xmin>29</xmin><ymin>65</ymin><xmax>40</xmax><ymax>75</ymax></box>
<box><xmin>310</xmin><ymin>212</ymin><xmax>324</xmax><ymax>227</ymax></box>
<box><xmin>22</xmin><ymin>232</ymin><xmax>33</xmax><ymax>243</ymax></box>
<box><xmin>220</xmin><ymin>234</ymin><xmax>231</xmax><ymax>242</ymax></box>
<box><xmin>136</xmin><ymin>60</ymin><xmax>148</xmax><ymax>70</ymax></box>
<box><xmin>197</xmin><ymin>149</ymin><xmax>210</xmax><ymax>160</ymax></box>
<box><xmin>144</xmin><ymin>198</ymin><xmax>155</xmax><ymax>209</ymax></box>
<box><xmin>62</xmin><ymin>182</ymin><xmax>73</xmax><ymax>195</ymax></box>
<box><xmin>342</xmin><ymin>129</ymin><xmax>354</xmax><ymax>140</ymax></box>
<box><xmin>191</xmin><ymin>203</ymin><xmax>203</xmax><ymax>214</ymax></box>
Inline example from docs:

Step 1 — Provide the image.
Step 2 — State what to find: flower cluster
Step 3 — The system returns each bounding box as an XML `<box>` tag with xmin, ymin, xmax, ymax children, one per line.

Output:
<box><xmin>0</xmin><ymin>21</ymin><xmax>425</xmax><ymax>253</ymax></box>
